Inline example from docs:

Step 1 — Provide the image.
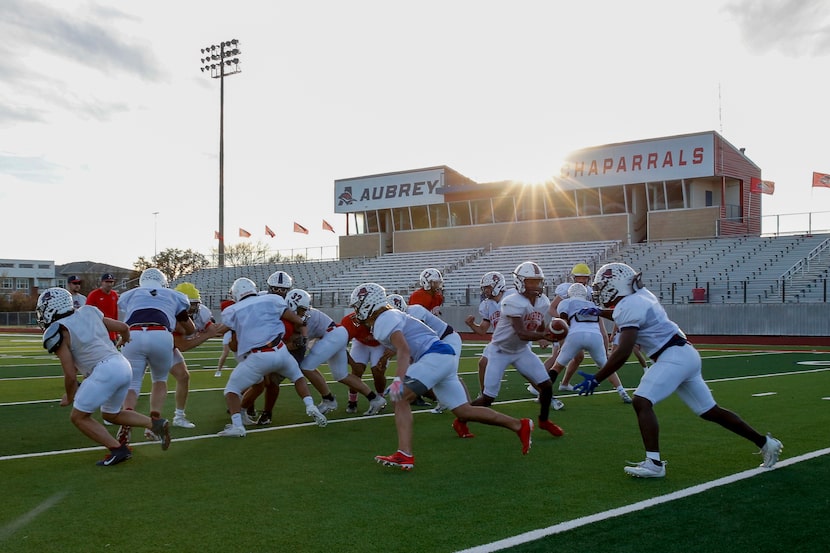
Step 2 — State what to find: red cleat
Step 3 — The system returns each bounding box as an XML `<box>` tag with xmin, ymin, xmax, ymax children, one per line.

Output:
<box><xmin>539</xmin><ymin>419</ymin><xmax>564</xmax><ymax>437</ymax></box>
<box><xmin>375</xmin><ymin>451</ymin><xmax>414</xmax><ymax>471</ymax></box>
<box><xmin>452</xmin><ymin>418</ymin><xmax>475</xmax><ymax>438</ymax></box>
<box><xmin>517</xmin><ymin>418</ymin><xmax>533</xmax><ymax>454</ymax></box>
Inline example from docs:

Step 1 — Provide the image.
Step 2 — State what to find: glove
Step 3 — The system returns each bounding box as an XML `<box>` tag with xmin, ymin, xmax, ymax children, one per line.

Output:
<box><xmin>573</xmin><ymin>371</ymin><xmax>599</xmax><ymax>396</ymax></box>
<box><xmin>577</xmin><ymin>307</ymin><xmax>602</xmax><ymax>317</ymax></box>
<box><xmin>386</xmin><ymin>377</ymin><xmax>404</xmax><ymax>402</ymax></box>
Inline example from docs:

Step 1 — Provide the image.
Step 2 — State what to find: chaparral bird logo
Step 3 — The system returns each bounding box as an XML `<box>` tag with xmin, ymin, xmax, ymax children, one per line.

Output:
<box><xmin>338</xmin><ymin>186</ymin><xmax>355</xmax><ymax>206</ymax></box>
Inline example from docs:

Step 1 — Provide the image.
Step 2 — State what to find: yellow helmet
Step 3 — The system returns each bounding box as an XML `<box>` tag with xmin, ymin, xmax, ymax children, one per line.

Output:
<box><xmin>174</xmin><ymin>282</ymin><xmax>201</xmax><ymax>302</ymax></box>
<box><xmin>571</xmin><ymin>263</ymin><xmax>592</xmax><ymax>277</ymax></box>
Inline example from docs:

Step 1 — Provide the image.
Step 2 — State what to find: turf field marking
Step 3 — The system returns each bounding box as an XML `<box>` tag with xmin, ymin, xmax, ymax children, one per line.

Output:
<box><xmin>454</xmin><ymin>447</ymin><xmax>830</xmax><ymax>553</ymax></box>
<box><xmin>0</xmin><ymin>491</ymin><xmax>66</xmax><ymax>541</ymax></box>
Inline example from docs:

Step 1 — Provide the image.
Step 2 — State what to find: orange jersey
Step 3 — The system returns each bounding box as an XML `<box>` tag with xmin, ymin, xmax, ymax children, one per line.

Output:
<box><xmin>408</xmin><ymin>288</ymin><xmax>443</xmax><ymax>312</ymax></box>
<box><xmin>340</xmin><ymin>313</ymin><xmax>380</xmax><ymax>346</ymax></box>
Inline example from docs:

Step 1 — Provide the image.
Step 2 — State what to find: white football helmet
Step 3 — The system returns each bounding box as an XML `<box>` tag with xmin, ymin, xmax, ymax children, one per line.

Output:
<box><xmin>139</xmin><ymin>267</ymin><xmax>168</xmax><ymax>288</ymax></box>
<box><xmin>387</xmin><ymin>294</ymin><xmax>407</xmax><ymax>311</ymax></box>
<box><xmin>419</xmin><ymin>268</ymin><xmax>443</xmax><ymax>291</ymax></box>
<box><xmin>480</xmin><ymin>271</ymin><xmax>506</xmax><ymax>298</ymax></box>
<box><xmin>286</xmin><ymin>289</ymin><xmax>311</xmax><ymax>314</ymax></box>
<box><xmin>567</xmin><ymin>282</ymin><xmax>589</xmax><ymax>299</ymax></box>
<box><xmin>349</xmin><ymin>283</ymin><xmax>388</xmax><ymax>322</ymax></box>
<box><xmin>513</xmin><ymin>261</ymin><xmax>545</xmax><ymax>297</ymax></box>
<box><xmin>230</xmin><ymin>277</ymin><xmax>258</xmax><ymax>302</ymax></box>
<box><xmin>267</xmin><ymin>271</ymin><xmax>293</xmax><ymax>295</ymax></box>
<box><xmin>593</xmin><ymin>263</ymin><xmax>642</xmax><ymax>307</ymax></box>
<box><xmin>36</xmin><ymin>287</ymin><xmax>75</xmax><ymax>329</ymax></box>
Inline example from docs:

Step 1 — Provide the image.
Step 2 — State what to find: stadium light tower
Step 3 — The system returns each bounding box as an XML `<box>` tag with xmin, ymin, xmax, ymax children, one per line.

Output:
<box><xmin>200</xmin><ymin>39</ymin><xmax>242</xmax><ymax>267</ymax></box>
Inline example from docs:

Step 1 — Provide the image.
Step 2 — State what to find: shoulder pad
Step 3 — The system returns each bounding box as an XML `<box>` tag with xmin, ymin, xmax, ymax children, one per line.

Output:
<box><xmin>43</xmin><ymin>322</ymin><xmax>64</xmax><ymax>353</ymax></box>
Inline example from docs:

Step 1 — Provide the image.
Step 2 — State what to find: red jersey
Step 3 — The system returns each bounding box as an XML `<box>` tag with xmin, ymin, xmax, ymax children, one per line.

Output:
<box><xmin>340</xmin><ymin>313</ymin><xmax>380</xmax><ymax>346</ymax></box>
<box><xmin>408</xmin><ymin>288</ymin><xmax>443</xmax><ymax>313</ymax></box>
<box><xmin>86</xmin><ymin>288</ymin><xmax>119</xmax><ymax>340</ymax></box>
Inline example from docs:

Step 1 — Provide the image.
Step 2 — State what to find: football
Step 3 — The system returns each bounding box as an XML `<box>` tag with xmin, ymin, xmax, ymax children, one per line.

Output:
<box><xmin>548</xmin><ymin>317</ymin><xmax>569</xmax><ymax>340</ymax></box>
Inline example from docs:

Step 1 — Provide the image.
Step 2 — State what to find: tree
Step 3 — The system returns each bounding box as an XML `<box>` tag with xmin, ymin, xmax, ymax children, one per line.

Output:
<box><xmin>134</xmin><ymin>248</ymin><xmax>210</xmax><ymax>280</ymax></box>
<box><xmin>212</xmin><ymin>241</ymin><xmax>285</xmax><ymax>266</ymax></box>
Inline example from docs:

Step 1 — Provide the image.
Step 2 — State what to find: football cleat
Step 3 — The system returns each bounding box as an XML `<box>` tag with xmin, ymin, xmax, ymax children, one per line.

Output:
<box><xmin>538</xmin><ymin>419</ymin><xmax>564</xmax><ymax>437</ymax></box>
<box><xmin>759</xmin><ymin>434</ymin><xmax>783</xmax><ymax>468</ymax></box>
<box><xmin>218</xmin><ymin>424</ymin><xmax>246</xmax><ymax>437</ymax></box>
<box><xmin>624</xmin><ymin>459</ymin><xmax>666</xmax><ymax>478</ymax></box>
<box><xmin>151</xmin><ymin>418</ymin><xmax>171</xmax><ymax>450</ymax></box>
<box><xmin>241</xmin><ymin>411</ymin><xmax>258</xmax><ymax>426</ymax></box>
<box><xmin>364</xmin><ymin>395</ymin><xmax>387</xmax><ymax>416</ymax></box>
<box><xmin>452</xmin><ymin>419</ymin><xmax>475</xmax><ymax>438</ymax></box>
<box><xmin>517</xmin><ymin>418</ymin><xmax>534</xmax><ymax>454</ymax></box>
<box><xmin>173</xmin><ymin>415</ymin><xmax>196</xmax><ymax>429</ymax></box>
<box><xmin>256</xmin><ymin>411</ymin><xmax>272</xmax><ymax>426</ymax></box>
<box><xmin>317</xmin><ymin>398</ymin><xmax>338</xmax><ymax>415</ymax></box>
<box><xmin>306</xmin><ymin>405</ymin><xmax>328</xmax><ymax>427</ymax></box>
<box><xmin>345</xmin><ymin>402</ymin><xmax>358</xmax><ymax>414</ymax></box>
<box><xmin>96</xmin><ymin>444</ymin><xmax>133</xmax><ymax>467</ymax></box>
<box><xmin>558</xmin><ymin>384</ymin><xmax>575</xmax><ymax>392</ymax></box>
<box><xmin>375</xmin><ymin>451</ymin><xmax>414</xmax><ymax>470</ymax></box>
<box><xmin>144</xmin><ymin>428</ymin><xmax>159</xmax><ymax>441</ymax></box>
<box><xmin>214</xmin><ymin>369</ymin><xmax>223</xmax><ymax>377</ymax></box>
<box><xmin>619</xmin><ymin>389</ymin><xmax>633</xmax><ymax>404</ymax></box>
<box><xmin>430</xmin><ymin>402</ymin><xmax>446</xmax><ymax>414</ymax></box>
<box><xmin>551</xmin><ymin>397</ymin><xmax>565</xmax><ymax>411</ymax></box>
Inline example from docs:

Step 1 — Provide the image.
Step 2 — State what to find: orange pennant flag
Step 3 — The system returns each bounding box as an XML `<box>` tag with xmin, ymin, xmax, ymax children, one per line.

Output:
<box><xmin>813</xmin><ymin>172</ymin><xmax>830</xmax><ymax>188</ymax></box>
<box><xmin>322</xmin><ymin>219</ymin><xmax>335</xmax><ymax>233</ymax></box>
<box><xmin>214</xmin><ymin>231</ymin><xmax>222</xmax><ymax>240</ymax></box>
<box><xmin>265</xmin><ymin>225</ymin><xmax>275</xmax><ymax>238</ymax></box>
<box><xmin>750</xmin><ymin>177</ymin><xmax>775</xmax><ymax>195</ymax></box>
<box><xmin>293</xmin><ymin>222</ymin><xmax>309</xmax><ymax>234</ymax></box>
<box><xmin>239</xmin><ymin>228</ymin><xmax>251</xmax><ymax>238</ymax></box>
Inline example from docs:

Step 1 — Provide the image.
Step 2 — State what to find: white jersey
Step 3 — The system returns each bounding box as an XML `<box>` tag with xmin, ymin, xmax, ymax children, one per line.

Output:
<box><xmin>304</xmin><ymin>308</ymin><xmax>336</xmax><ymax>340</ymax></box>
<box><xmin>372</xmin><ymin>308</ymin><xmax>439</xmax><ymax>362</ymax></box>
<box><xmin>53</xmin><ymin>305</ymin><xmax>121</xmax><ymax>377</ymax></box>
<box><xmin>221</xmin><ymin>293</ymin><xmax>288</xmax><ymax>357</ymax></box>
<box><xmin>118</xmin><ymin>287</ymin><xmax>190</xmax><ymax>332</ymax></box>
<box><xmin>477</xmin><ymin>298</ymin><xmax>501</xmax><ymax>329</ymax></box>
<box><xmin>490</xmin><ymin>292</ymin><xmax>550</xmax><ymax>354</ymax></box>
<box><xmin>191</xmin><ymin>304</ymin><xmax>214</xmax><ymax>333</ymax></box>
<box><xmin>612</xmin><ymin>288</ymin><xmax>684</xmax><ymax>358</ymax></box>
<box><xmin>407</xmin><ymin>304</ymin><xmax>450</xmax><ymax>337</ymax></box>
<box><xmin>557</xmin><ymin>297</ymin><xmax>602</xmax><ymax>335</ymax></box>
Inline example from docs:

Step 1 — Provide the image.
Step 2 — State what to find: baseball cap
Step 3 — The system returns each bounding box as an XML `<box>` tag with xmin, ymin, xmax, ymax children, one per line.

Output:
<box><xmin>101</xmin><ymin>273</ymin><xmax>116</xmax><ymax>282</ymax></box>
<box><xmin>68</xmin><ymin>275</ymin><xmax>82</xmax><ymax>283</ymax></box>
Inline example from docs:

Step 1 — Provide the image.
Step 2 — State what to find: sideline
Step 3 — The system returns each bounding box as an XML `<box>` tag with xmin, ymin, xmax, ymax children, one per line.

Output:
<box><xmin>454</xmin><ymin>447</ymin><xmax>830</xmax><ymax>553</ymax></box>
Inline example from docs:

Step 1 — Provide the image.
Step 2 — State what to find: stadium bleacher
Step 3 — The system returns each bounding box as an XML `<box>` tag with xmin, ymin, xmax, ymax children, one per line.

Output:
<box><xmin>171</xmin><ymin>234</ymin><xmax>830</xmax><ymax>309</ymax></box>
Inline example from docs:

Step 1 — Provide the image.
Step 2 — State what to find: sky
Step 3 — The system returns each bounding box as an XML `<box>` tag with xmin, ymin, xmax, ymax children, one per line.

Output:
<box><xmin>1</xmin><ymin>0</ymin><xmax>829</xmax><ymax>270</ymax></box>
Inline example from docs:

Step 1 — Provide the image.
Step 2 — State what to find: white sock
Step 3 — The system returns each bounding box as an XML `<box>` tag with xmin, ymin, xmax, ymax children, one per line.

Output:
<box><xmin>303</xmin><ymin>396</ymin><xmax>314</xmax><ymax>408</ymax></box>
<box><xmin>646</xmin><ymin>451</ymin><xmax>661</xmax><ymax>463</ymax></box>
<box><xmin>231</xmin><ymin>412</ymin><xmax>243</xmax><ymax>427</ymax></box>
<box><xmin>175</xmin><ymin>408</ymin><xmax>185</xmax><ymax>417</ymax></box>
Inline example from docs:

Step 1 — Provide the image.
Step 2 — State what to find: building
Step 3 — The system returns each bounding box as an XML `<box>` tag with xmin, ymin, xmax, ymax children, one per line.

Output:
<box><xmin>334</xmin><ymin>130</ymin><xmax>763</xmax><ymax>258</ymax></box>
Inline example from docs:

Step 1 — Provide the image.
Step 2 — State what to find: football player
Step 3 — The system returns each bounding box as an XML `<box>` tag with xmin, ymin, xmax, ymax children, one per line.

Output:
<box><xmin>547</xmin><ymin>283</ymin><xmax>632</xmax><ymax>404</ymax></box>
<box><xmin>349</xmin><ymin>283</ymin><xmax>533</xmax><ymax>471</ymax></box>
<box><xmin>217</xmin><ymin>278</ymin><xmax>326</xmax><ymax>437</ymax></box>
<box><xmin>287</xmin><ymin>289</ymin><xmax>387</xmax><ymax>416</ymax></box>
<box><xmin>464</xmin><ymin>262</ymin><xmax>565</xmax><ymax>439</ymax></box>
<box><xmin>117</xmin><ymin>268</ymin><xmax>195</xmax><ymax>445</ymax></box>
<box><xmin>574</xmin><ymin>262</ymin><xmax>783</xmax><ymax>477</ymax></box>
<box><xmin>36</xmin><ymin>287</ymin><xmax>170</xmax><ymax>466</ymax></box>
<box><xmin>409</xmin><ymin>267</ymin><xmax>444</xmax><ymax>315</ymax></box>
